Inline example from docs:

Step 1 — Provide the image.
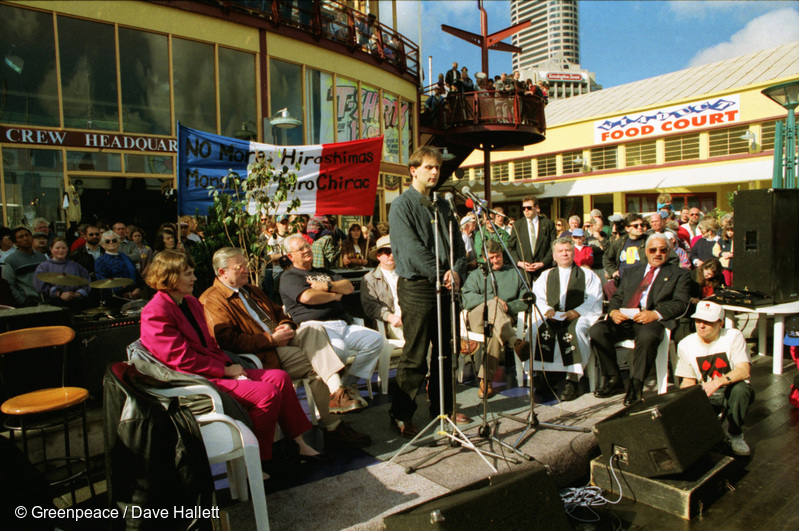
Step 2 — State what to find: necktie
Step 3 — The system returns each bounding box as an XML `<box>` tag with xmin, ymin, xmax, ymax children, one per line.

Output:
<box><xmin>528</xmin><ymin>219</ymin><xmax>537</xmax><ymax>260</ymax></box>
<box><xmin>627</xmin><ymin>267</ymin><xmax>657</xmax><ymax>309</ymax></box>
<box><xmin>239</xmin><ymin>287</ymin><xmax>277</xmax><ymax>333</ymax></box>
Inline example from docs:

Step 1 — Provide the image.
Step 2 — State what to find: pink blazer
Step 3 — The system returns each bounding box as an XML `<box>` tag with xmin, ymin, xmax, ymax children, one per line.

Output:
<box><xmin>140</xmin><ymin>290</ymin><xmax>228</xmax><ymax>379</ymax></box>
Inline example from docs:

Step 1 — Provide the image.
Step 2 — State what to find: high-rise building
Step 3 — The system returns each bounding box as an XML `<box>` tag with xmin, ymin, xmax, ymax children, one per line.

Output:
<box><xmin>510</xmin><ymin>0</ymin><xmax>580</xmax><ymax>71</ymax></box>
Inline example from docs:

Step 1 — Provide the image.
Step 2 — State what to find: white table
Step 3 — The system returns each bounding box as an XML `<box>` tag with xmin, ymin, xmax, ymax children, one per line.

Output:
<box><xmin>721</xmin><ymin>300</ymin><xmax>799</xmax><ymax>375</ymax></box>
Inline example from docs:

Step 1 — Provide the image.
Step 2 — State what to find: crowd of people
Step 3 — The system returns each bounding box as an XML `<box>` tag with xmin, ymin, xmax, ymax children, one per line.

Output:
<box><xmin>425</xmin><ymin>62</ymin><xmax>549</xmax><ymax>124</ymax></box>
<box><xmin>0</xmin><ymin>169</ymin><xmax>754</xmax><ymax>479</ymax></box>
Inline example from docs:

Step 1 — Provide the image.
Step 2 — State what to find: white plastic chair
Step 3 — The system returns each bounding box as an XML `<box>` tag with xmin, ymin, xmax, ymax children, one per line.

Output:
<box><xmin>127</xmin><ymin>344</ymin><xmax>269</xmax><ymax>531</ymax></box>
<box><xmin>613</xmin><ymin>328</ymin><xmax>672</xmax><ymax>394</ymax></box>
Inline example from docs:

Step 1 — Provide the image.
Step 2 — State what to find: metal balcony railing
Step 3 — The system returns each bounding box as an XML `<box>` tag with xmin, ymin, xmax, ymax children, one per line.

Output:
<box><xmin>422</xmin><ymin>91</ymin><xmax>547</xmax><ymax>133</ymax></box>
<box><xmin>221</xmin><ymin>1</ymin><xmax>419</xmax><ymax>77</ymax></box>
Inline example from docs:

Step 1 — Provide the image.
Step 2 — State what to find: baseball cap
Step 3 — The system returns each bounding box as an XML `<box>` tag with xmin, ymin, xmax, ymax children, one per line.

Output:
<box><xmin>691</xmin><ymin>300</ymin><xmax>724</xmax><ymax>323</ymax></box>
<box><xmin>784</xmin><ymin>315</ymin><xmax>799</xmax><ymax>346</ymax></box>
<box><xmin>277</xmin><ymin>215</ymin><xmax>290</xmax><ymax>223</ymax></box>
<box><xmin>571</xmin><ymin>228</ymin><xmax>584</xmax><ymax>237</ymax></box>
<box><xmin>32</xmin><ymin>231</ymin><xmax>48</xmax><ymax>238</ymax></box>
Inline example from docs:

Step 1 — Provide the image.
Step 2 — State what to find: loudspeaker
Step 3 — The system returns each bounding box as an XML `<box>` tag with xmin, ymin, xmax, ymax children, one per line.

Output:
<box><xmin>733</xmin><ymin>188</ymin><xmax>799</xmax><ymax>304</ymax></box>
<box><xmin>73</xmin><ymin>318</ymin><xmax>141</xmax><ymax>399</ymax></box>
<box><xmin>383</xmin><ymin>466</ymin><xmax>569</xmax><ymax>530</ymax></box>
<box><xmin>592</xmin><ymin>386</ymin><xmax>724</xmax><ymax>478</ymax></box>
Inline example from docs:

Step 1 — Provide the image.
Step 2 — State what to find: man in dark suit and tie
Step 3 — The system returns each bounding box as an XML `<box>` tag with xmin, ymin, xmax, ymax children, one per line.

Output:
<box><xmin>589</xmin><ymin>232</ymin><xmax>690</xmax><ymax>406</ymax></box>
<box><xmin>509</xmin><ymin>196</ymin><xmax>557</xmax><ymax>284</ymax></box>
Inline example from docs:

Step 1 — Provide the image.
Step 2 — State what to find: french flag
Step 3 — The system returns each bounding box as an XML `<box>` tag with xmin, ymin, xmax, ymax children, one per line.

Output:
<box><xmin>178</xmin><ymin>123</ymin><xmax>383</xmax><ymax>216</ymax></box>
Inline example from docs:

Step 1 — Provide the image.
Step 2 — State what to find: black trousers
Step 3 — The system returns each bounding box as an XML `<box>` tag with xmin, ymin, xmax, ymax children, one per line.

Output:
<box><xmin>390</xmin><ymin>278</ymin><xmax>458</xmax><ymax>421</ymax></box>
<box><xmin>588</xmin><ymin>318</ymin><xmax>665</xmax><ymax>383</ymax></box>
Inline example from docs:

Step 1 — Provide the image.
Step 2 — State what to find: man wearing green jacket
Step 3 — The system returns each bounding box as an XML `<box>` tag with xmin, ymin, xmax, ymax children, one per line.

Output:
<box><xmin>462</xmin><ymin>240</ymin><xmax>531</xmax><ymax>398</ymax></box>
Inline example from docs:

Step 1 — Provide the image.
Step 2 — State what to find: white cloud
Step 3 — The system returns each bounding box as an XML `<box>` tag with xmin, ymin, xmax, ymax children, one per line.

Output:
<box><xmin>687</xmin><ymin>8</ymin><xmax>799</xmax><ymax>67</ymax></box>
<box><xmin>668</xmin><ymin>0</ymin><xmax>742</xmax><ymax>19</ymax></box>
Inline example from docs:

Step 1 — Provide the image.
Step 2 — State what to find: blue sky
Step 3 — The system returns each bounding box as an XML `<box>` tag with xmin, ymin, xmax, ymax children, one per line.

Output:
<box><xmin>386</xmin><ymin>1</ymin><xmax>799</xmax><ymax>89</ymax></box>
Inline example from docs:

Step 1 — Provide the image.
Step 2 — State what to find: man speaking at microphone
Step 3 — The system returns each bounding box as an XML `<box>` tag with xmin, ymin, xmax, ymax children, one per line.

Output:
<box><xmin>388</xmin><ymin>146</ymin><xmax>468</xmax><ymax>438</ymax></box>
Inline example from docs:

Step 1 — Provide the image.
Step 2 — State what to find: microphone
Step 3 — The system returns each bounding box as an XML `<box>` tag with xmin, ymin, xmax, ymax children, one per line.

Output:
<box><xmin>462</xmin><ymin>187</ymin><xmax>505</xmax><ymax>219</ymax></box>
<box><xmin>443</xmin><ymin>192</ymin><xmax>457</xmax><ymax>213</ymax></box>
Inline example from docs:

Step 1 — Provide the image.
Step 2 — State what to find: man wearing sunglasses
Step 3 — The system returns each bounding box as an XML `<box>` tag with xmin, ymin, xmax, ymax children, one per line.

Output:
<box><xmin>70</xmin><ymin>225</ymin><xmax>103</xmax><ymax>274</ymax></box>
<box><xmin>602</xmin><ymin>213</ymin><xmax>647</xmax><ymax>287</ymax></box>
<box><xmin>508</xmin><ymin>195</ymin><xmax>556</xmax><ymax>284</ymax></box>
<box><xmin>590</xmin><ymin>233</ymin><xmax>690</xmax><ymax>407</ymax></box>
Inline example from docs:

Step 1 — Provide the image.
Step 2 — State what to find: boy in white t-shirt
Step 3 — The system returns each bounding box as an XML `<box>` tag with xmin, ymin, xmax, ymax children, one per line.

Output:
<box><xmin>676</xmin><ymin>301</ymin><xmax>755</xmax><ymax>456</ymax></box>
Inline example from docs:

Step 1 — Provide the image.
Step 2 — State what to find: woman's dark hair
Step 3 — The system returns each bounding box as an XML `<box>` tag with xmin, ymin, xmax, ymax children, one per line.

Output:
<box><xmin>154</xmin><ymin>228</ymin><xmax>177</xmax><ymax>252</ymax></box>
<box><xmin>695</xmin><ymin>258</ymin><xmax>724</xmax><ymax>287</ymax></box>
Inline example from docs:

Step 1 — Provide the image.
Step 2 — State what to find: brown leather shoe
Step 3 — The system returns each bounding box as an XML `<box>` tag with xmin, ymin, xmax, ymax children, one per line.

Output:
<box><xmin>450</xmin><ymin>412</ymin><xmax>473</xmax><ymax>425</ymax></box>
<box><xmin>389</xmin><ymin>413</ymin><xmax>419</xmax><ymax>439</ymax></box>
<box><xmin>329</xmin><ymin>387</ymin><xmax>363</xmax><ymax>414</ymax></box>
<box><xmin>478</xmin><ymin>379</ymin><xmax>496</xmax><ymax>399</ymax></box>
<box><xmin>513</xmin><ymin>338</ymin><xmax>531</xmax><ymax>362</ymax></box>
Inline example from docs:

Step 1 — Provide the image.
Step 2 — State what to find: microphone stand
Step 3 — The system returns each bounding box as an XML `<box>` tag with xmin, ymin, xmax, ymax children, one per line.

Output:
<box><xmin>465</xmin><ymin>208</ymin><xmax>589</xmax><ymax>462</ymax></box>
<box><xmin>389</xmin><ymin>192</ymin><xmax>505</xmax><ymax>475</ymax></box>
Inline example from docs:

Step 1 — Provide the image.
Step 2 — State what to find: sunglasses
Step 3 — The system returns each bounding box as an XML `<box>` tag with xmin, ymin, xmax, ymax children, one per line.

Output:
<box><xmin>648</xmin><ymin>247</ymin><xmax>668</xmax><ymax>254</ymax></box>
<box><xmin>522</xmin><ymin>206</ymin><xmax>535</xmax><ymax>211</ymax></box>
<box><xmin>104</xmin><ymin>238</ymin><xmax>119</xmax><ymax>244</ymax></box>
<box><xmin>629</xmin><ymin>223</ymin><xmax>644</xmax><ymax>228</ymax></box>
<box><xmin>87</xmin><ymin>232</ymin><xmax>100</xmax><ymax>236</ymax></box>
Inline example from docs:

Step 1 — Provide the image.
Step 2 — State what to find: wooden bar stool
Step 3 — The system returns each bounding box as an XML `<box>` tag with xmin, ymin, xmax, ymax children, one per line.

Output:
<box><xmin>0</xmin><ymin>325</ymin><xmax>95</xmax><ymax>504</ymax></box>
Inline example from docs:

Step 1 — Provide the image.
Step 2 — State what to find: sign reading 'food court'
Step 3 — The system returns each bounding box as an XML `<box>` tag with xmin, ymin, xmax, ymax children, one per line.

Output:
<box><xmin>593</xmin><ymin>94</ymin><xmax>741</xmax><ymax>144</ymax></box>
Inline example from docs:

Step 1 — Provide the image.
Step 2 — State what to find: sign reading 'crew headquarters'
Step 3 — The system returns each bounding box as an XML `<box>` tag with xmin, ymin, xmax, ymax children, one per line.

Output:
<box><xmin>593</xmin><ymin>94</ymin><xmax>741</xmax><ymax>144</ymax></box>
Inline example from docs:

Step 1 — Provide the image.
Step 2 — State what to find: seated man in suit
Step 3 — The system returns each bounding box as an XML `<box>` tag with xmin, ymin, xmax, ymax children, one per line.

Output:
<box><xmin>590</xmin><ymin>233</ymin><xmax>690</xmax><ymax>406</ymax></box>
<box><xmin>201</xmin><ymin>247</ymin><xmax>371</xmax><ymax>449</ymax></box>
<box><xmin>531</xmin><ymin>237</ymin><xmax>603</xmax><ymax>401</ymax></box>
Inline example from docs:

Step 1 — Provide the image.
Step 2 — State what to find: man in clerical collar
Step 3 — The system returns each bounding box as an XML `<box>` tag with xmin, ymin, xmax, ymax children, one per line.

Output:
<box><xmin>531</xmin><ymin>237</ymin><xmax>603</xmax><ymax>401</ymax></box>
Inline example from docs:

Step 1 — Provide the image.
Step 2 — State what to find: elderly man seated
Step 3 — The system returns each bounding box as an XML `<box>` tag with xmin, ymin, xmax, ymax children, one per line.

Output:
<box><xmin>531</xmin><ymin>237</ymin><xmax>603</xmax><ymax>401</ymax></box>
<box><xmin>200</xmin><ymin>247</ymin><xmax>370</xmax><ymax>448</ymax></box>
<box><xmin>462</xmin><ymin>240</ymin><xmax>531</xmax><ymax>399</ymax></box>
<box><xmin>94</xmin><ymin>230</ymin><xmax>142</xmax><ymax>299</ymax></box>
<box><xmin>590</xmin><ymin>233</ymin><xmax>690</xmax><ymax>407</ymax></box>
<box><xmin>676</xmin><ymin>301</ymin><xmax>755</xmax><ymax>456</ymax></box>
<box><xmin>360</xmin><ymin>235</ymin><xmax>403</xmax><ymax>341</ymax></box>
<box><xmin>279</xmin><ymin>234</ymin><xmax>384</xmax><ymax>403</ymax></box>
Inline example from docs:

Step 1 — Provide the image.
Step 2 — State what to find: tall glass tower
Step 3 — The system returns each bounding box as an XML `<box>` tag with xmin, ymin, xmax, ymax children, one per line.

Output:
<box><xmin>510</xmin><ymin>0</ymin><xmax>580</xmax><ymax>71</ymax></box>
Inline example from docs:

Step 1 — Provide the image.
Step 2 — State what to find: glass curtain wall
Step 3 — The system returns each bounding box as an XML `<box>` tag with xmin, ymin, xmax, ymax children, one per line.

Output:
<box><xmin>2</xmin><ymin>148</ymin><xmax>63</xmax><ymax>228</ymax></box>
<box><xmin>119</xmin><ymin>28</ymin><xmax>171</xmax><ymax>135</ymax></box>
<box><xmin>268</xmin><ymin>59</ymin><xmax>303</xmax><ymax>145</ymax></box>
<box><xmin>305</xmin><ymin>68</ymin><xmax>335</xmax><ymax>144</ymax></box>
<box><xmin>0</xmin><ymin>5</ymin><xmax>60</xmax><ymax>126</ymax></box>
<box><xmin>173</xmin><ymin>38</ymin><xmax>217</xmax><ymax>133</ymax></box>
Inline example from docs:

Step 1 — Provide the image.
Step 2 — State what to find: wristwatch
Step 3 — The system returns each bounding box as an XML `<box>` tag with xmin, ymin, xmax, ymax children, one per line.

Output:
<box><xmin>725</xmin><ymin>376</ymin><xmax>732</xmax><ymax>383</ymax></box>
<box><xmin>327</xmin><ymin>280</ymin><xmax>333</xmax><ymax>292</ymax></box>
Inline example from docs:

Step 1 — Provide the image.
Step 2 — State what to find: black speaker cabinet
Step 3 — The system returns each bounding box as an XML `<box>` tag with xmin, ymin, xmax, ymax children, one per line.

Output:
<box><xmin>73</xmin><ymin>318</ymin><xmax>141</xmax><ymax>399</ymax></box>
<box><xmin>592</xmin><ymin>386</ymin><xmax>724</xmax><ymax>478</ymax></box>
<box><xmin>733</xmin><ymin>188</ymin><xmax>799</xmax><ymax>304</ymax></box>
<box><xmin>383</xmin><ymin>465</ymin><xmax>569</xmax><ymax>530</ymax></box>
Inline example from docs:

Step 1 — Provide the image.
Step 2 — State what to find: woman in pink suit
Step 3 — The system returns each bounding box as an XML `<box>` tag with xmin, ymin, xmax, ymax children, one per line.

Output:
<box><xmin>140</xmin><ymin>249</ymin><xmax>320</xmax><ymax>463</ymax></box>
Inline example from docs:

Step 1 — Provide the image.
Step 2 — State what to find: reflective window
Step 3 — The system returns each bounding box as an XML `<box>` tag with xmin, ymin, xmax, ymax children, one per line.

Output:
<box><xmin>664</xmin><ymin>133</ymin><xmax>700</xmax><ymax>163</ymax></box>
<box><xmin>514</xmin><ymin>159</ymin><xmax>532</xmax><ymax>180</ymax></box>
<box><xmin>268</xmin><ymin>59</ymin><xmax>303</xmax><ymax>145</ymax></box>
<box><xmin>219</xmin><ymin>47</ymin><xmax>257</xmax><ymax>139</ymax></box>
<box><xmin>119</xmin><ymin>28</ymin><xmax>171</xmax><ymax>135</ymax></box>
<box><xmin>58</xmin><ymin>16</ymin><xmax>119</xmax><ymax>130</ymax></box>
<box><xmin>2</xmin><ymin>148</ymin><xmax>63</xmax><ymax>228</ymax></box>
<box><xmin>66</xmin><ymin>151</ymin><xmax>121</xmax><ymax>172</ymax></box>
<box><xmin>382</xmin><ymin>92</ymin><xmax>399</xmax><ymax>163</ymax></box>
<box><xmin>361</xmin><ymin>83</ymin><xmax>381</xmax><ymax>140</ymax></box>
<box><xmin>306</xmin><ymin>68</ymin><xmax>335</xmax><ymax>144</ymax></box>
<box><xmin>173</xmin><ymin>38</ymin><xmax>216</xmax><ymax>133</ymax></box>
<box><xmin>336</xmin><ymin>77</ymin><xmax>359</xmax><ymax>142</ymax></box>
<box><xmin>561</xmin><ymin>150</ymin><xmax>583</xmax><ymax>174</ymax></box>
<box><xmin>590</xmin><ymin>146</ymin><xmax>617</xmax><ymax>170</ymax></box>
<box><xmin>625</xmin><ymin>140</ymin><xmax>657</xmax><ymax>167</ymax></box>
<box><xmin>709</xmin><ymin>126</ymin><xmax>750</xmax><ymax>157</ymax></box>
<box><xmin>124</xmin><ymin>154</ymin><xmax>175</xmax><ymax>175</ymax></box>
<box><xmin>538</xmin><ymin>155</ymin><xmax>556</xmax><ymax>177</ymax></box>
<box><xmin>0</xmin><ymin>5</ymin><xmax>59</xmax><ymax>126</ymax></box>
